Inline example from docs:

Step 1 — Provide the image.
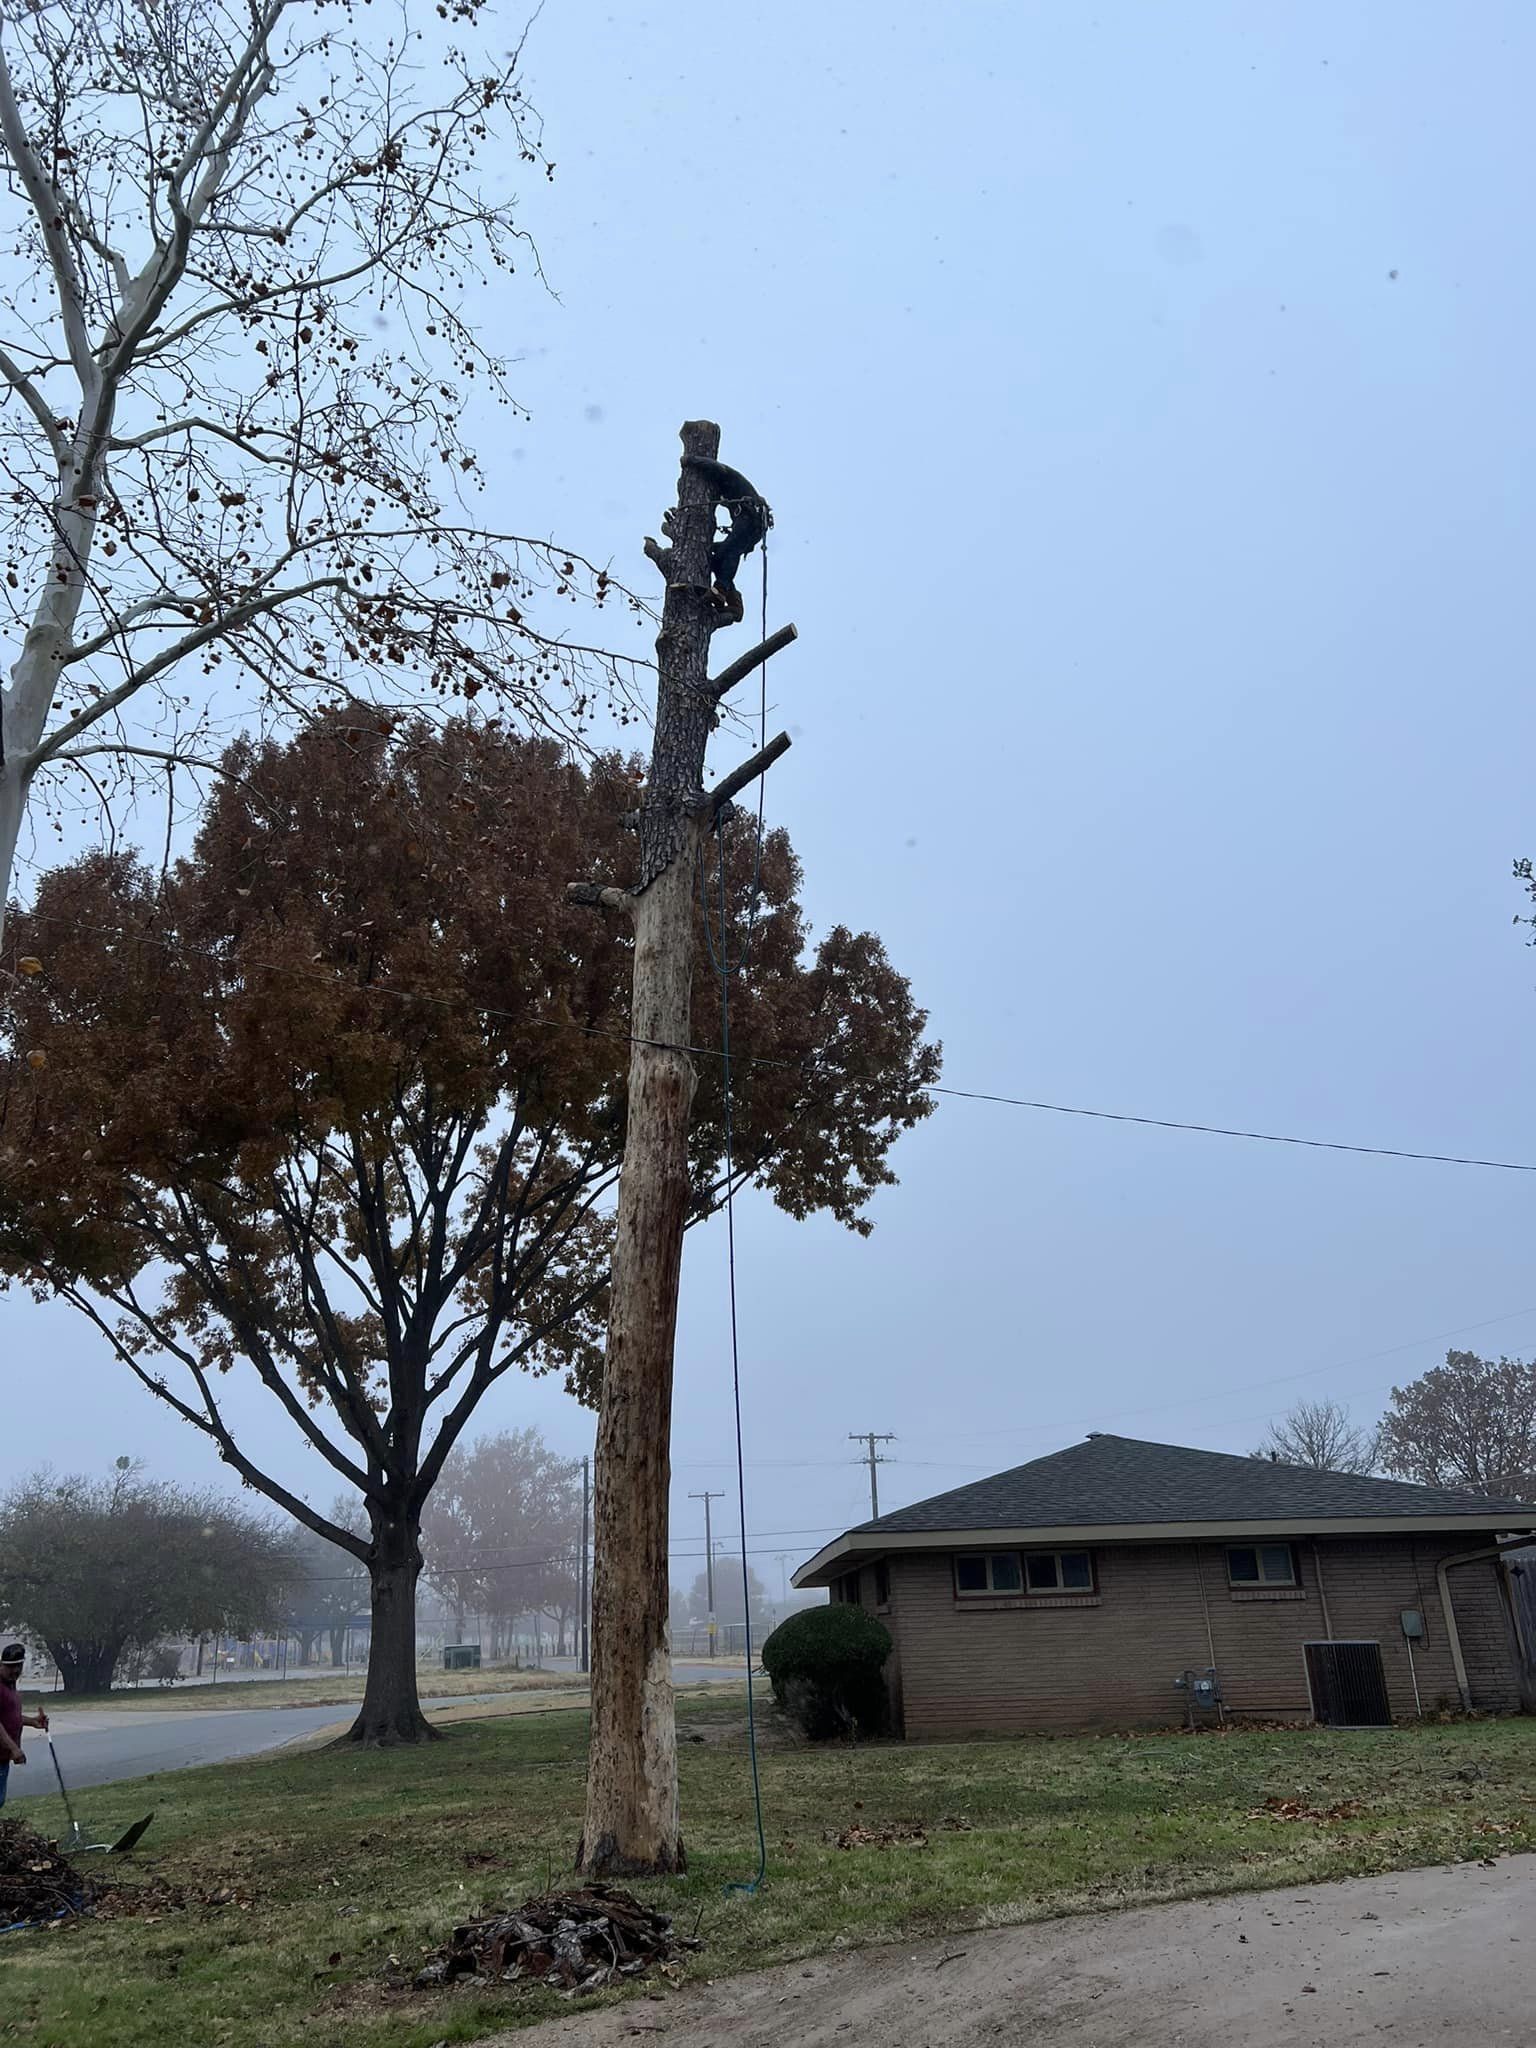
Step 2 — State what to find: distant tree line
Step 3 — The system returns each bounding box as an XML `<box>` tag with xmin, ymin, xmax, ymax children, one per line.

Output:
<box><xmin>0</xmin><ymin>1426</ymin><xmax>585</xmax><ymax>1691</ymax></box>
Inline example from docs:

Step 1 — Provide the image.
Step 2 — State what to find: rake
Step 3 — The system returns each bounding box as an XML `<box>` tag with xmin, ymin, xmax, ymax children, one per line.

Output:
<box><xmin>43</xmin><ymin>1733</ymin><xmax>153</xmax><ymax>1856</ymax></box>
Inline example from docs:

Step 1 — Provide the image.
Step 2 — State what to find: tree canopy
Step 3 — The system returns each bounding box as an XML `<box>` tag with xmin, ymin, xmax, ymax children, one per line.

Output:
<box><xmin>1252</xmin><ymin>1398</ymin><xmax>1378</xmax><ymax>1475</ymax></box>
<box><xmin>421</xmin><ymin>1428</ymin><xmax>583</xmax><ymax>1649</ymax></box>
<box><xmin>0</xmin><ymin>1461</ymin><xmax>292</xmax><ymax>1692</ymax></box>
<box><xmin>682</xmin><ymin>1561</ymin><xmax>770</xmax><ymax>1630</ymax></box>
<box><xmin>0</xmin><ymin>710</ymin><xmax>939</xmax><ymax>1736</ymax></box>
<box><xmin>1377</xmin><ymin>1350</ymin><xmax>1536</xmax><ymax>1500</ymax></box>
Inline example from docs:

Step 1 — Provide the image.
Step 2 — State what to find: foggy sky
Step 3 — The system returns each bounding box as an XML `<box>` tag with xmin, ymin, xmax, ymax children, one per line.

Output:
<box><xmin>7</xmin><ymin>0</ymin><xmax>1536</xmax><ymax>1593</ymax></box>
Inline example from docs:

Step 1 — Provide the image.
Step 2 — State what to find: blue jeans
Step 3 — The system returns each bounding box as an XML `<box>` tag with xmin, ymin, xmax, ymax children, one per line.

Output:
<box><xmin>0</xmin><ymin>1762</ymin><xmax>8</xmax><ymax>1808</ymax></box>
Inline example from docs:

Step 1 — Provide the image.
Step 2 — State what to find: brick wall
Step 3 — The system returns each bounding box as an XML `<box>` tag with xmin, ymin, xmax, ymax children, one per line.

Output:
<box><xmin>879</xmin><ymin>1532</ymin><xmax>1515</xmax><ymax>1739</ymax></box>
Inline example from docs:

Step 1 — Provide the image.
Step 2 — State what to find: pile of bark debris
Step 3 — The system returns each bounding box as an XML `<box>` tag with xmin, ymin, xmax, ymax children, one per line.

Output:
<box><xmin>0</xmin><ymin>1820</ymin><xmax>92</xmax><ymax>1927</ymax></box>
<box><xmin>414</xmin><ymin>1883</ymin><xmax>700</xmax><ymax>1995</ymax></box>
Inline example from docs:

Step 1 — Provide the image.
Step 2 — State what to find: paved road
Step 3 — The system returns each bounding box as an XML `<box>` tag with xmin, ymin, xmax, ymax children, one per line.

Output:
<box><xmin>5</xmin><ymin>1704</ymin><xmax>364</xmax><ymax>1802</ymax></box>
<box><xmin>4</xmin><ymin>1663</ymin><xmax>741</xmax><ymax>1800</ymax></box>
<box><xmin>496</xmin><ymin>1854</ymin><xmax>1536</xmax><ymax>2048</ymax></box>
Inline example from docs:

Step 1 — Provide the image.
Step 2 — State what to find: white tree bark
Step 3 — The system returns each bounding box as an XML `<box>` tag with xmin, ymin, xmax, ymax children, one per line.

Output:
<box><xmin>0</xmin><ymin>0</ymin><xmax>631</xmax><ymax>943</ymax></box>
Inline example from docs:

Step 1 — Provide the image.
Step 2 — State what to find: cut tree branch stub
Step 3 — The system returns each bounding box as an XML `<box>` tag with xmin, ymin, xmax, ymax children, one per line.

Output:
<box><xmin>709</xmin><ymin>730</ymin><xmax>792</xmax><ymax>817</ymax></box>
<box><xmin>566</xmin><ymin>883</ymin><xmax>633</xmax><ymax>913</ymax></box>
<box><xmin>707</xmin><ymin>623</ymin><xmax>797</xmax><ymax>702</ymax></box>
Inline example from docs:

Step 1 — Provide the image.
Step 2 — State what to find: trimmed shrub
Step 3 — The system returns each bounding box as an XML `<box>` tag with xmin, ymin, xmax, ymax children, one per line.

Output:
<box><xmin>760</xmin><ymin>1603</ymin><xmax>891</xmax><ymax>1740</ymax></box>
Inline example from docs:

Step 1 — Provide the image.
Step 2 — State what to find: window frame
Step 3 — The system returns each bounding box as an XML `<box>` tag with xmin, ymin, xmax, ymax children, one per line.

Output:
<box><xmin>953</xmin><ymin>1548</ymin><xmax>1097</xmax><ymax>1598</ymax></box>
<box><xmin>1225</xmin><ymin>1541</ymin><xmax>1300</xmax><ymax>1589</ymax></box>
<box><xmin>953</xmin><ymin>1552</ymin><xmax>1022</xmax><ymax>1596</ymax></box>
<box><xmin>1023</xmin><ymin>1547</ymin><xmax>1097</xmax><ymax>1594</ymax></box>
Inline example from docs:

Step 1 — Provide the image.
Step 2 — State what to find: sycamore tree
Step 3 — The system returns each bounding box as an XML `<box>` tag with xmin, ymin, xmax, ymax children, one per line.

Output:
<box><xmin>0</xmin><ymin>711</ymin><xmax>937</xmax><ymax>1742</ymax></box>
<box><xmin>0</xmin><ymin>0</ymin><xmax>634</xmax><ymax>942</ymax></box>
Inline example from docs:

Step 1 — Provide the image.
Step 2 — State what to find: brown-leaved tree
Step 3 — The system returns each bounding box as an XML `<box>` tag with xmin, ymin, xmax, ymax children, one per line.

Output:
<box><xmin>421</xmin><ymin>1428</ymin><xmax>582</xmax><ymax>1657</ymax></box>
<box><xmin>0</xmin><ymin>713</ymin><xmax>938</xmax><ymax>1741</ymax></box>
<box><xmin>1377</xmin><ymin>1350</ymin><xmax>1536</xmax><ymax>1501</ymax></box>
<box><xmin>0</xmin><ymin>0</ymin><xmax>633</xmax><ymax>940</ymax></box>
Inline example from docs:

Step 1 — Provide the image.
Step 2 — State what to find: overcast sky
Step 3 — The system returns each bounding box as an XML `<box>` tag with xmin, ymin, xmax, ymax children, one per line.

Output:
<box><xmin>7</xmin><ymin>0</ymin><xmax>1536</xmax><ymax>1596</ymax></box>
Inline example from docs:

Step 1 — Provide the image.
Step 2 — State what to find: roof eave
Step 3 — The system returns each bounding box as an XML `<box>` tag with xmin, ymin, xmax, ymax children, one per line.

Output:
<box><xmin>792</xmin><ymin>1512</ymin><xmax>1536</xmax><ymax>1588</ymax></box>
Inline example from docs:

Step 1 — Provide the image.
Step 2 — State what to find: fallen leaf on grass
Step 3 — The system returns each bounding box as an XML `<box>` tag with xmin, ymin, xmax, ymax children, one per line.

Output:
<box><xmin>1248</xmin><ymin>1797</ymin><xmax>1364</xmax><ymax>1824</ymax></box>
<box><xmin>826</xmin><ymin>1821</ymin><xmax>930</xmax><ymax>1851</ymax></box>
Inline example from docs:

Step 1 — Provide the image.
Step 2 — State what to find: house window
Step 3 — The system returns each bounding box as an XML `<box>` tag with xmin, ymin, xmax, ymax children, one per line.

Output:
<box><xmin>954</xmin><ymin>1552</ymin><xmax>1023</xmax><ymax>1595</ymax></box>
<box><xmin>1024</xmin><ymin>1550</ymin><xmax>1095</xmax><ymax>1593</ymax></box>
<box><xmin>954</xmin><ymin>1550</ymin><xmax>1093</xmax><ymax>1596</ymax></box>
<box><xmin>1227</xmin><ymin>1543</ymin><xmax>1299</xmax><ymax>1588</ymax></box>
<box><xmin>831</xmin><ymin>1570</ymin><xmax>862</xmax><ymax>1605</ymax></box>
<box><xmin>874</xmin><ymin>1561</ymin><xmax>891</xmax><ymax>1607</ymax></box>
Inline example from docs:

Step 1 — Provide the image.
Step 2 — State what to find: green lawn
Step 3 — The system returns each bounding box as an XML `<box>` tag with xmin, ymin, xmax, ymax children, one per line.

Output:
<box><xmin>4</xmin><ymin>1694</ymin><xmax>1533</xmax><ymax>2048</ymax></box>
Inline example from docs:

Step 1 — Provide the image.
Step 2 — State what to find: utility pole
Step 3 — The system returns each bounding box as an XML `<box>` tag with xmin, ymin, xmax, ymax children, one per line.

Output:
<box><xmin>850</xmin><ymin>1432</ymin><xmax>896</xmax><ymax>1520</ymax></box>
<box><xmin>571</xmin><ymin>422</ymin><xmax>796</xmax><ymax>1878</ymax></box>
<box><xmin>579</xmin><ymin>1454</ymin><xmax>591</xmax><ymax>1674</ymax></box>
<box><xmin>776</xmin><ymin>1552</ymin><xmax>789</xmax><ymax>1604</ymax></box>
<box><xmin>689</xmin><ymin>1491</ymin><xmax>724</xmax><ymax>1657</ymax></box>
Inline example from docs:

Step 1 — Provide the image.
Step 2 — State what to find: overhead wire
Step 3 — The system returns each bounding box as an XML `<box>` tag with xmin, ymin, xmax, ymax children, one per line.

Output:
<box><xmin>14</xmin><ymin>905</ymin><xmax>1536</xmax><ymax>1175</ymax></box>
<box><xmin>907</xmin><ymin>1303</ymin><xmax>1536</xmax><ymax>1448</ymax></box>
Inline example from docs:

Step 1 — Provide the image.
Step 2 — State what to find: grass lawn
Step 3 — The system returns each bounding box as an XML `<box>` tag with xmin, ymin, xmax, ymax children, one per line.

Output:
<box><xmin>3</xmin><ymin>1693</ymin><xmax>1533</xmax><ymax>2048</ymax></box>
<box><xmin>44</xmin><ymin>1667</ymin><xmax>589</xmax><ymax>1715</ymax></box>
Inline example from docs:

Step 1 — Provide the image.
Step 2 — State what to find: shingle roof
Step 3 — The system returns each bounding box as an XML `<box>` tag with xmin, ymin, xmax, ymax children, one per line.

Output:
<box><xmin>852</xmin><ymin>1434</ymin><xmax>1536</xmax><ymax>1535</ymax></box>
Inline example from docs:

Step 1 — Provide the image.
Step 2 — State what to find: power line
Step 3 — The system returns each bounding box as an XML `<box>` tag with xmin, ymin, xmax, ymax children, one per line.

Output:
<box><xmin>912</xmin><ymin>1301</ymin><xmax>1536</xmax><ymax>1449</ymax></box>
<box><xmin>848</xmin><ymin>1431</ymin><xmax>895</xmax><ymax>1519</ymax></box>
<box><xmin>16</xmin><ymin>908</ymin><xmax>1536</xmax><ymax>1174</ymax></box>
<box><xmin>923</xmin><ymin>1088</ymin><xmax>1536</xmax><ymax>1174</ymax></box>
<box><xmin>288</xmin><ymin>1532</ymin><xmax>846</xmax><ymax>1585</ymax></box>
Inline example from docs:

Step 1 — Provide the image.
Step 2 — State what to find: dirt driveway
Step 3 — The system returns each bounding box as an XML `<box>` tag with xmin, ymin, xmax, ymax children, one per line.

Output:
<box><xmin>495</xmin><ymin>1853</ymin><xmax>1532</xmax><ymax>2048</ymax></box>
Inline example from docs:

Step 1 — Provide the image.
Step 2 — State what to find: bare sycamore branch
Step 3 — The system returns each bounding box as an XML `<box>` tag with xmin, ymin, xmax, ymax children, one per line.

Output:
<box><xmin>0</xmin><ymin>0</ymin><xmax>649</xmax><ymax>934</ymax></box>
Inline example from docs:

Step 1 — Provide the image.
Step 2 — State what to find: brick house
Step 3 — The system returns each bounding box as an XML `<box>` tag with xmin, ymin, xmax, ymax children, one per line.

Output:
<box><xmin>792</xmin><ymin>1435</ymin><xmax>1536</xmax><ymax>1737</ymax></box>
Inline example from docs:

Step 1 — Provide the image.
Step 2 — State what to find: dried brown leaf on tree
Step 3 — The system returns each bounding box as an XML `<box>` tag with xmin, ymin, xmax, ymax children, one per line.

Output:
<box><xmin>0</xmin><ymin>714</ymin><xmax>938</xmax><ymax>1742</ymax></box>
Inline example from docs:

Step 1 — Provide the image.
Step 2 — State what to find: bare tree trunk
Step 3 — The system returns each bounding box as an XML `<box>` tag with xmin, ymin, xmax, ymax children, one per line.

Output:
<box><xmin>338</xmin><ymin>1509</ymin><xmax>436</xmax><ymax>1744</ymax></box>
<box><xmin>0</xmin><ymin>762</ymin><xmax>24</xmax><ymax>951</ymax></box>
<box><xmin>576</xmin><ymin>422</ymin><xmax>789</xmax><ymax>1877</ymax></box>
<box><xmin>578</xmin><ymin>850</ymin><xmax>698</xmax><ymax>1873</ymax></box>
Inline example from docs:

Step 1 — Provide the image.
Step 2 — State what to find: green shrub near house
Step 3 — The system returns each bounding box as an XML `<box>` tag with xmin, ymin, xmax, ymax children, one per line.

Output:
<box><xmin>761</xmin><ymin>1603</ymin><xmax>892</xmax><ymax>1737</ymax></box>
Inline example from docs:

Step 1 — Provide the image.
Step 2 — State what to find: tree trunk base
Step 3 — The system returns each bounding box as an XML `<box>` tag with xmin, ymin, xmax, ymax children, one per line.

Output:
<box><xmin>332</xmin><ymin>1705</ymin><xmax>442</xmax><ymax>1746</ymax></box>
<box><xmin>574</xmin><ymin>1832</ymin><xmax>687</xmax><ymax>1878</ymax></box>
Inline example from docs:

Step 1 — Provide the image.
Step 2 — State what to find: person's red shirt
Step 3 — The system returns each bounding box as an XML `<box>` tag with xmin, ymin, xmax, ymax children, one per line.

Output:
<box><xmin>0</xmin><ymin>1680</ymin><xmax>23</xmax><ymax>1750</ymax></box>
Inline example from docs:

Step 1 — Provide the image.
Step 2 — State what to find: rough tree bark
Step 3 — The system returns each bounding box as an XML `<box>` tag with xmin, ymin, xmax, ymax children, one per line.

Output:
<box><xmin>341</xmin><ymin>1505</ymin><xmax>436</xmax><ymax>1745</ymax></box>
<box><xmin>48</xmin><ymin>1643</ymin><xmax>121</xmax><ymax>1695</ymax></box>
<box><xmin>573</xmin><ymin>422</ymin><xmax>793</xmax><ymax>1876</ymax></box>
